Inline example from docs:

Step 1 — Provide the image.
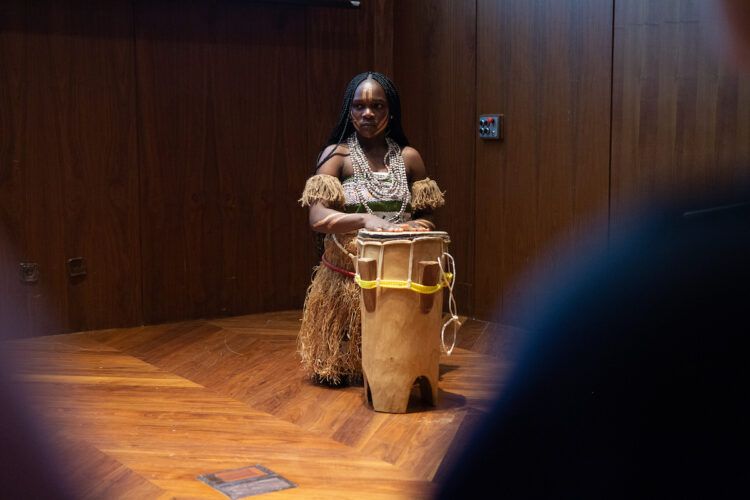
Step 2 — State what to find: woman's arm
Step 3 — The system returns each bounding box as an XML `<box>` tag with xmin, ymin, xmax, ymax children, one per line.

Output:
<box><xmin>404</xmin><ymin>146</ymin><xmax>427</xmax><ymax>184</ymax></box>
<box><xmin>308</xmin><ymin>202</ymin><xmax>403</xmax><ymax>233</ymax></box>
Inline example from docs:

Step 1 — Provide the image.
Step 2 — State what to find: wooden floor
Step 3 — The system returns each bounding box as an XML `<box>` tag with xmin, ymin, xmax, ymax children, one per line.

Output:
<box><xmin>5</xmin><ymin>311</ymin><xmax>524</xmax><ymax>499</ymax></box>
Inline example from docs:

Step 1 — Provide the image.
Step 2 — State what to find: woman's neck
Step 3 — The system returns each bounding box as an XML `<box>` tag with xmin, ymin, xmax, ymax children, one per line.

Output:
<box><xmin>357</xmin><ymin>133</ymin><xmax>388</xmax><ymax>152</ymax></box>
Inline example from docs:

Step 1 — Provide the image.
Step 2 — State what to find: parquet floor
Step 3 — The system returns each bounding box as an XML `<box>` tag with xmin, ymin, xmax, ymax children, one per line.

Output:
<box><xmin>5</xmin><ymin>311</ymin><xmax>525</xmax><ymax>499</ymax></box>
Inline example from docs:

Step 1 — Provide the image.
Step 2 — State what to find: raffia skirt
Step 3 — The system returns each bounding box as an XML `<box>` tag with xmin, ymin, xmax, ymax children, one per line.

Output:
<box><xmin>298</xmin><ymin>232</ymin><xmax>361</xmax><ymax>384</ymax></box>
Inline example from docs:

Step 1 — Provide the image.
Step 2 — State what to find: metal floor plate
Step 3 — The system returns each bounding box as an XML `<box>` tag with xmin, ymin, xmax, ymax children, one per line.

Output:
<box><xmin>198</xmin><ymin>465</ymin><xmax>296</xmax><ymax>499</ymax></box>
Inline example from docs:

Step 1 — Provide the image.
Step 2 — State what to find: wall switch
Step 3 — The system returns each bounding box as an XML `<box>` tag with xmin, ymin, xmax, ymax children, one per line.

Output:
<box><xmin>20</xmin><ymin>262</ymin><xmax>39</xmax><ymax>283</ymax></box>
<box><xmin>67</xmin><ymin>257</ymin><xmax>87</xmax><ymax>278</ymax></box>
<box><xmin>479</xmin><ymin>114</ymin><xmax>502</xmax><ymax>140</ymax></box>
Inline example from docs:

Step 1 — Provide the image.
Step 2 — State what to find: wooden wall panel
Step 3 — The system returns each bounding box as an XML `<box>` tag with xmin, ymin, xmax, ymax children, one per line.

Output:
<box><xmin>0</xmin><ymin>1</ymin><xmax>139</xmax><ymax>337</ymax></box>
<box><xmin>474</xmin><ymin>0</ymin><xmax>613</xmax><ymax>324</ymax></box>
<box><xmin>3</xmin><ymin>0</ymin><xmax>392</xmax><ymax>335</ymax></box>
<box><xmin>0</xmin><ymin>3</ymin><xmax>29</xmax><ymax>338</ymax></box>
<box><xmin>12</xmin><ymin>0</ymin><xmax>748</xmax><ymax>332</ymax></box>
<box><xmin>611</xmin><ymin>0</ymin><xmax>750</xmax><ymax>230</ymax></box>
<box><xmin>137</xmin><ymin>1</ymin><xmax>310</xmax><ymax>323</ymax></box>
<box><xmin>370</xmin><ymin>0</ymin><xmax>394</xmax><ymax>77</ymax></box>
<box><xmin>393</xmin><ymin>0</ymin><xmax>477</xmax><ymax>314</ymax></box>
<box><xmin>1</xmin><ymin>2</ymin><xmax>68</xmax><ymax>337</ymax></box>
<box><xmin>59</xmin><ymin>2</ymin><xmax>141</xmax><ymax>332</ymax></box>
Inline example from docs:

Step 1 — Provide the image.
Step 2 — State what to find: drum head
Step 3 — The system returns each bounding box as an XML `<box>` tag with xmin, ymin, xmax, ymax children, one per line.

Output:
<box><xmin>357</xmin><ymin>229</ymin><xmax>450</xmax><ymax>241</ymax></box>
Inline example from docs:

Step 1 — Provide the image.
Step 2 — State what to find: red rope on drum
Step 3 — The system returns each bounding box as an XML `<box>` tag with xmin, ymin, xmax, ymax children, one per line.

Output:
<box><xmin>321</xmin><ymin>257</ymin><xmax>356</xmax><ymax>279</ymax></box>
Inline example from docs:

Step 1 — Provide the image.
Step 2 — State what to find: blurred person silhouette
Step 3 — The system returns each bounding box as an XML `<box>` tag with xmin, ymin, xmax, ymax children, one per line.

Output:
<box><xmin>436</xmin><ymin>1</ymin><xmax>750</xmax><ymax>498</ymax></box>
<box><xmin>0</xmin><ymin>287</ymin><xmax>74</xmax><ymax>498</ymax></box>
<box><xmin>0</xmin><ymin>372</ymin><xmax>74</xmax><ymax>499</ymax></box>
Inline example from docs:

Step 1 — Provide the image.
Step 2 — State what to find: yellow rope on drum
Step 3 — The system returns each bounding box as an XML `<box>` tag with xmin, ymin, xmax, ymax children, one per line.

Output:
<box><xmin>354</xmin><ymin>273</ymin><xmax>453</xmax><ymax>294</ymax></box>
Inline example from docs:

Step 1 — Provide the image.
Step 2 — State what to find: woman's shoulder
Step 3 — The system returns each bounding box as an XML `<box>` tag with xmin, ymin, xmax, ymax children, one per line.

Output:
<box><xmin>401</xmin><ymin>146</ymin><xmax>426</xmax><ymax>181</ymax></box>
<box><xmin>321</xmin><ymin>143</ymin><xmax>350</xmax><ymax>158</ymax></box>
<box><xmin>401</xmin><ymin>145</ymin><xmax>421</xmax><ymax>159</ymax></box>
<box><xmin>316</xmin><ymin>143</ymin><xmax>350</xmax><ymax>176</ymax></box>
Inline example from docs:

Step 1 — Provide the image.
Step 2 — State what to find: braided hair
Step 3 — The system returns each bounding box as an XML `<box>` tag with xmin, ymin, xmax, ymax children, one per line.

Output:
<box><xmin>315</xmin><ymin>71</ymin><xmax>410</xmax><ymax>169</ymax></box>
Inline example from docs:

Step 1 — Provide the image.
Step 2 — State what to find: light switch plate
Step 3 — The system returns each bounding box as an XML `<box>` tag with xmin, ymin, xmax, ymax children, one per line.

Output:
<box><xmin>479</xmin><ymin>114</ymin><xmax>502</xmax><ymax>140</ymax></box>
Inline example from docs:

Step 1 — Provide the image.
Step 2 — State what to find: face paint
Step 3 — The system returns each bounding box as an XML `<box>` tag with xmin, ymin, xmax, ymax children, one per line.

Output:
<box><xmin>350</xmin><ymin>78</ymin><xmax>390</xmax><ymax>138</ymax></box>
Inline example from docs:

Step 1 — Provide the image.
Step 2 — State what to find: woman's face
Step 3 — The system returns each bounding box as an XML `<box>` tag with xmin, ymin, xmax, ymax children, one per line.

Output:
<box><xmin>350</xmin><ymin>79</ymin><xmax>390</xmax><ymax>140</ymax></box>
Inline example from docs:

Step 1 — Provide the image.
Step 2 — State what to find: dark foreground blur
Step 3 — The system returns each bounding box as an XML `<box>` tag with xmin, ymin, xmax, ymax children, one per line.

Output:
<box><xmin>437</xmin><ymin>183</ymin><xmax>750</xmax><ymax>499</ymax></box>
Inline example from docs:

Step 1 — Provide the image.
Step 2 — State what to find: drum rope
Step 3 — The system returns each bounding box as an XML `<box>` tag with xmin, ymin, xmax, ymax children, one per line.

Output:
<box><xmin>377</xmin><ymin>245</ymin><xmax>385</xmax><ymax>285</ymax></box>
<box><xmin>439</xmin><ymin>252</ymin><xmax>461</xmax><ymax>356</ymax></box>
<box><xmin>407</xmin><ymin>240</ymin><xmax>415</xmax><ymax>288</ymax></box>
<box><xmin>354</xmin><ymin>276</ymin><xmax>451</xmax><ymax>294</ymax></box>
<box><xmin>331</xmin><ymin>233</ymin><xmax>356</xmax><ymax>260</ymax></box>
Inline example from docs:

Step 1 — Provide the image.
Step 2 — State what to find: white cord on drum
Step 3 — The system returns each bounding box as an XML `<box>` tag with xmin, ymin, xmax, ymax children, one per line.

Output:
<box><xmin>331</xmin><ymin>233</ymin><xmax>356</xmax><ymax>260</ymax></box>
<box><xmin>439</xmin><ymin>252</ymin><xmax>461</xmax><ymax>355</ymax></box>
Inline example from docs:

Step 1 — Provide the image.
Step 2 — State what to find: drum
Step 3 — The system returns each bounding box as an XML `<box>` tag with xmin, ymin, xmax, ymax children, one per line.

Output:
<box><xmin>355</xmin><ymin>230</ymin><xmax>452</xmax><ymax>413</ymax></box>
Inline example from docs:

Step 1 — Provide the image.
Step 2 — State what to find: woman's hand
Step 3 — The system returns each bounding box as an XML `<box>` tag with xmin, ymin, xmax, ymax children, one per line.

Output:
<box><xmin>401</xmin><ymin>219</ymin><xmax>433</xmax><ymax>232</ymax></box>
<box><xmin>363</xmin><ymin>214</ymin><xmax>405</xmax><ymax>232</ymax></box>
<box><xmin>363</xmin><ymin>218</ymin><xmax>434</xmax><ymax>232</ymax></box>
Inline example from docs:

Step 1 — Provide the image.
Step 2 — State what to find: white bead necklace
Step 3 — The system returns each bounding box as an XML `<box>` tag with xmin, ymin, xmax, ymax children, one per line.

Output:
<box><xmin>347</xmin><ymin>133</ymin><xmax>410</xmax><ymax>222</ymax></box>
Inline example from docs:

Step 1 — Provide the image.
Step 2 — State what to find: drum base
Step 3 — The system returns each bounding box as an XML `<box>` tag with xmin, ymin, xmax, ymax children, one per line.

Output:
<box><xmin>363</xmin><ymin>367</ymin><xmax>439</xmax><ymax>414</ymax></box>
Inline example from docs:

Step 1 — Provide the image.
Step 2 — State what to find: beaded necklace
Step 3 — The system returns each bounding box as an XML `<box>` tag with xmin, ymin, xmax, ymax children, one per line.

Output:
<box><xmin>347</xmin><ymin>133</ymin><xmax>410</xmax><ymax>222</ymax></box>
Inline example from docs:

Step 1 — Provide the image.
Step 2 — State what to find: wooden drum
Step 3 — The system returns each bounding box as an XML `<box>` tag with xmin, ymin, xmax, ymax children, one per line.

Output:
<box><xmin>355</xmin><ymin>230</ymin><xmax>451</xmax><ymax>413</ymax></box>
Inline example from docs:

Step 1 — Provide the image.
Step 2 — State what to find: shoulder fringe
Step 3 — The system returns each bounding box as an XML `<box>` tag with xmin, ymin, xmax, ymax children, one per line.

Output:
<box><xmin>299</xmin><ymin>174</ymin><xmax>345</xmax><ymax>209</ymax></box>
<box><xmin>411</xmin><ymin>177</ymin><xmax>446</xmax><ymax>211</ymax></box>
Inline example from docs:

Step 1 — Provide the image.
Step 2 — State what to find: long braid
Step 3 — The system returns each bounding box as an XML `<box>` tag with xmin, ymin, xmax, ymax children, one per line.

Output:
<box><xmin>315</xmin><ymin>71</ymin><xmax>410</xmax><ymax>170</ymax></box>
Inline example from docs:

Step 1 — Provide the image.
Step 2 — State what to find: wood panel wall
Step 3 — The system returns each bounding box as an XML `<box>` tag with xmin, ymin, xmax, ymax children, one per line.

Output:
<box><xmin>611</xmin><ymin>0</ymin><xmax>750</xmax><ymax>232</ymax></box>
<box><xmin>393</xmin><ymin>0</ymin><xmax>476</xmax><ymax>313</ymax></box>
<box><xmin>4</xmin><ymin>0</ymin><xmax>750</xmax><ymax>336</ymax></box>
<box><xmin>0</xmin><ymin>0</ymin><xmax>392</xmax><ymax>335</ymax></box>
<box><xmin>136</xmin><ymin>2</ymin><xmax>310</xmax><ymax>323</ymax></box>
<box><xmin>139</xmin><ymin>0</ymin><xmax>392</xmax><ymax>324</ymax></box>
<box><xmin>0</xmin><ymin>1</ymin><xmax>140</xmax><ymax>338</ymax></box>
<box><xmin>473</xmin><ymin>0</ymin><xmax>613</xmax><ymax>324</ymax></box>
<box><xmin>396</xmin><ymin>0</ymin><xmax>750</xmax><ymax>326</ymax></box>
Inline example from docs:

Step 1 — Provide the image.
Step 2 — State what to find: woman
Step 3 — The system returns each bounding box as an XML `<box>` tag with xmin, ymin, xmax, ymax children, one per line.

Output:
<box><xmin>298</xmin><ymin>71</ymin><xmax>445</xmax><ymax>386</ymax></box>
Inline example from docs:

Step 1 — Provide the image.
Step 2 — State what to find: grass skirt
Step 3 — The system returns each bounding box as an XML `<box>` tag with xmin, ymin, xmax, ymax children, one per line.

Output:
<box><xmin>298</xmin><ymin>233</ymin><xmax>361</xmax><ymax>384</ymax></box>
